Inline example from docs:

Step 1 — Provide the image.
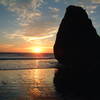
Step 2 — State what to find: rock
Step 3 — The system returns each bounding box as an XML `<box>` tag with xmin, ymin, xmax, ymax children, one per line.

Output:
<box><xmin>54</xmin><ymin>5</ymin><xmax>100</xmax><ymax>66</ymax></box>
<box><xmin>53</xmin><ymin>5</ymin><xmax>100</xmax><ymax>99</ymax></box>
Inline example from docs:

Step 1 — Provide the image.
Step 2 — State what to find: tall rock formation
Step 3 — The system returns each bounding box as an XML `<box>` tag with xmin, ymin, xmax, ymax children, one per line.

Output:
<box><xmin>54</xmin><ymin>5</ymin><xmax>100</xmax><ymax>66</ymax></box>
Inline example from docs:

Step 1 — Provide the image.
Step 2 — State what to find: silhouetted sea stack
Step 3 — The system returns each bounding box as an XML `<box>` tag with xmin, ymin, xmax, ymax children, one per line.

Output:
<box><xmin>54</xmin><ymin>5</ymin><xmax>100</xmax><ymax>99</ymax></box>
<box><xmin>54</xmin><ymin>5</ymin><xmax>100</xmax><ymax>66</ymax></box>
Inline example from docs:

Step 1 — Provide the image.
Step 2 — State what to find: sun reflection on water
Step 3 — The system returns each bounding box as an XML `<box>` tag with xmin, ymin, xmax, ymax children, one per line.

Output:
<box><xmin>0</xmin><ymin>66</ymin><xmax>58</xmax><ymax>100</ymax></box>
<box><xmin>30</xmin><ymin>88</ymin><xmax>41</xmax><ymax>97</ymax></box>
<box><xmin>35</xmin><ymin>60</ymin><xmax>39</xmax><ymax>68</ymax></box>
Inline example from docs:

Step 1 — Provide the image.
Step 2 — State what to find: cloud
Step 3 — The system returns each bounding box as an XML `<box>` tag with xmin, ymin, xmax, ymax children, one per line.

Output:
<box><xmin>48</xmin><ymin>7</ymin><xmax>60</xmax><ymax>20</ymax></box>
<box><xmin>52</xmin><ymin>14</ymin><xmax>59</xmax><ymax>19</ymax></box>
<box><xmin>0</xmin><ymin>0</ymin><xmax>44</xmax><ymax>25</ymax></box>
<box><xmin>22</xmin><ymin>21</ymin><xmax>58</xmax><ymax>36</ymax></box>
<box><xmin>75</xmin><ymin>2</ymin><xmax>97</xmax><ymax>14</ymax></box>
<box><xmin>0</xmin><ymin>0</ymin><xmax>58</xmax><ymax>39</ymax></box>
<box><xmin>0</xmin><ymin>43</ymin><xmax>30</xmax><ymax>52</ymax></box>
<box><xmin>0</xmin><ymin>44</ymin><xmax>13</xmax><ymax>48</ymax></box>
<box><xmin>0</xmin><ymin>43</ymin><xmax>14</xmax><ymax>52</ymax></box>
<box><xmin>5</xmin><ymin>25</ymin><xmax>57</xmax><ymax>52</ymax></box>
<box><xmin>7</xmin><ymin>26</ymin><xmax>58</xmax><ymax>42</ymax></box>
<box><xmin>91</xmin><ymin>0</ymin><xmax>100</xmax><ymax>3</ymax></box>
<box><xmin>0</xmin><ymin>0</ymin><xmax>59</xmax><ymax>46</ymax></box>
<box><xmin>48</xmin><ymin>7</ymin><xmax>60</xmax><ymax>13</ymax></box>
<box><xmin>23</xmin><ymin>34</ymin><xmax>54</xmax><ymax>41</ymax></box>
<box><xmin>84</xmin><ymin>5</ymin><xmax>97</xmax><ymax>14</ymax></box>
<box><xmin>54</xmin><ymin>0</ymin><xmax>60</xmax><ymax>3</ymax></box>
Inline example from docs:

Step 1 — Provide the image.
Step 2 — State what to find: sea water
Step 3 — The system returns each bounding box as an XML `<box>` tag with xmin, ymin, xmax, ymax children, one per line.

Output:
<box><xmin>0</xmin><ymin>53</ymin><xmax>57</xmax><ymax>69</ymax></box>
<box><xmin>0</xmin><ymin>53</ymin><xmax>61</xmax><ymax>100</ymax></box>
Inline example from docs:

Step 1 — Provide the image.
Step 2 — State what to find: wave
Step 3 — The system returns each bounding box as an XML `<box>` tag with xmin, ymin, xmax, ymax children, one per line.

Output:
<box><xmin>0</xmin><ymin>58</ymin><xmax>58</xmax><ymax>70</ymax></box>
<box><xmin>0</xmin><ymin>67</ymin><xmax>57</xmax><ymax>70</ymax></box>
<box><xmin>0</xmin><ymin>53</ymin><xmax>55</xmax><ymax>60</ymax></box>
<box><xmin>0</xmin><ymin>57</ymin><xmax>54</xmax><ymax>60</ymax></box>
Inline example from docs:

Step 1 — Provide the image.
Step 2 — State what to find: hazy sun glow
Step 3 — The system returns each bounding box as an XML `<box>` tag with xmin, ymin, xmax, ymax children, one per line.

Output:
<box><xmin>33</xmin><ymin>47</ymin><xmax>42</xmax><ymax>53</ymax></box>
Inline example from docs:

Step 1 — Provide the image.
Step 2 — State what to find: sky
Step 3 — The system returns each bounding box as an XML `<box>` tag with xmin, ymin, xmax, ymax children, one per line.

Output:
<box><xmin>0</xmin><ymin>0</ymin><xmax>100</xmax><ymax>53</ymax></box>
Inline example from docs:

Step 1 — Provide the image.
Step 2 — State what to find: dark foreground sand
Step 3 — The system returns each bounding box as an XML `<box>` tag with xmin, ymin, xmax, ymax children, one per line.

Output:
<box><xmin>0</xmin><ymin>68</ymin><xmax>62</xmax><ymax>100</ymax></box>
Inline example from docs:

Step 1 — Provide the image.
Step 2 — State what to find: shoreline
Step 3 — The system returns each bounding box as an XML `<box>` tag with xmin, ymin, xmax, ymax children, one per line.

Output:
<box><xmin>0</xmin><ymin>58</ymin><xmax>55</xmax><ymax>60</ymax></box>
<box><xmin>0</xmin><ymin>67</ymin><xmax>57</xmax><ymax>71</ymax></box>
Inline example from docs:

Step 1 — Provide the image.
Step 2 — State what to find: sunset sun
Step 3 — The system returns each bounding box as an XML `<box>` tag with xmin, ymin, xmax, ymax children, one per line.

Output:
<box><xmin>33</xmin><ymin>47</ymin><xmax>42</xmax><ymax>53</ymax></box>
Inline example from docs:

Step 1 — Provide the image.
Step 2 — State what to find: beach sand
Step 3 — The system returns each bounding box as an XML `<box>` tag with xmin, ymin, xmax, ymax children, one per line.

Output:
<box><xmin>0</xmin><ymin>68</ymin><xmax>61</xmax><ymax>100</ymax></box>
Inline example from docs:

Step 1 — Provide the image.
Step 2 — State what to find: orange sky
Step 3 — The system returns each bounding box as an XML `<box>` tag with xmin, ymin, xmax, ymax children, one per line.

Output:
<box><xmin>0</xmin><ymin>0</ymin><xmax>100</xmax><ymax>53</ymax></box>
<box><xmin>0</xmin><ymin>44</ymin><xmax>53</xmax><ymax>53</ymax></box>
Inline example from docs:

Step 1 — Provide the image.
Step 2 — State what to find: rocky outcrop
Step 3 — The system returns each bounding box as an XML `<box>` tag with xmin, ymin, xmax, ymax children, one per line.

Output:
<box><xmin>54</xmin><ymin>5</ymin><xmax>100</xmax><ymax>66</ymax></box>
<box><xmin>53</xmin><ymin>5</ymin><xmax>100</xmax><ymax>99</ymax></box>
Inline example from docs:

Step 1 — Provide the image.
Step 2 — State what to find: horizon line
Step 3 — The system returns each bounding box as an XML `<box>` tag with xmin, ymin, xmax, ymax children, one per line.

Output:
<box><xmin>0</xmin><ymin>52</ymin><xmax>53</xmax><ymax>54</ymax></box>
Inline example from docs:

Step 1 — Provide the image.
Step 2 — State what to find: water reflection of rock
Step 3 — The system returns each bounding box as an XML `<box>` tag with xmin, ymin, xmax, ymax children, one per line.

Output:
<box><xmin>54</xmin><ymin>66</ymin><xmax>100</xmax><ymax>100</ymax></box>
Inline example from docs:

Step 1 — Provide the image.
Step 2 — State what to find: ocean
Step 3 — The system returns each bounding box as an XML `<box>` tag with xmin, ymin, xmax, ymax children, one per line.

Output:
<box><xmin>0</xmin><ymin>53</ymin><xmax>61</xmax><ymax>100</ymax></box>
<box><xmin>0</xmin><ymin>53</ymin><xmax>57</xmax><ymax>70</ymax></box>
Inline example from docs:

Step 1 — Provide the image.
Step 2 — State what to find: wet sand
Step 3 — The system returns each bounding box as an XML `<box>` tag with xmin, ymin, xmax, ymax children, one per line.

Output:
<box><xmin>0</xmin><ymin>68</ymin><xmax>61</xmax><ymax>100</ymax></box>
